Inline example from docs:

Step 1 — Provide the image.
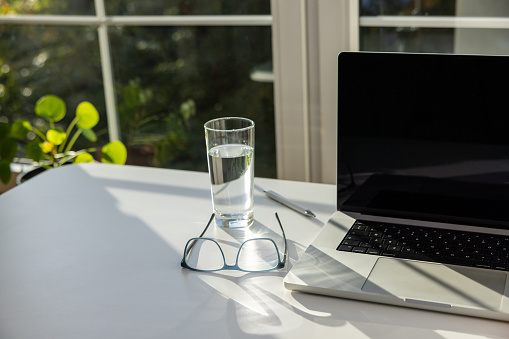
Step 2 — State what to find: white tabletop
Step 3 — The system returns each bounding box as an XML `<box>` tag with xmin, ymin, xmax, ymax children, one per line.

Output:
<box><xmin>0</xmin><ymin>163</ymin><xmax>507</xmax><ymax>338</ymax></box>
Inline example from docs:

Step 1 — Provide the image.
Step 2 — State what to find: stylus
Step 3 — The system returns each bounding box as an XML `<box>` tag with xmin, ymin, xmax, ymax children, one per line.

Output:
<box><xmin>264</xmin><ymin>189</ymin><xmax>316</xmax><ymax>217</ymax></box>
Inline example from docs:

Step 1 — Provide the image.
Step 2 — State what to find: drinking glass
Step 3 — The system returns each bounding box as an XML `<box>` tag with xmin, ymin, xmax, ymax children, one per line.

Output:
<box><xmin>204</xmin><ymin>117</ymin><xmax>255</xmax><ymax>228</ymax></box>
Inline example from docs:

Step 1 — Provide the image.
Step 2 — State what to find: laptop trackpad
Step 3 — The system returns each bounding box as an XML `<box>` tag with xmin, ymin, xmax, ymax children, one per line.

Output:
<box><xmin>362</xmin><ymin>258</ymin><xmax>507</xmax><ymax>310</ymax></box>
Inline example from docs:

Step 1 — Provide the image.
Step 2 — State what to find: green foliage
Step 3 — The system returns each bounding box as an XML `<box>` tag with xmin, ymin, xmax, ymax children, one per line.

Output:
<box><xmin>0</xmin><ymin>94</ymin><xmax>127</xmax><ymax>184</ymax></box>
<box><xmin>73</xmin><ymin>152</ymin><xmax>94</xmax><ymax>164</ymax></box>
<box><xmin>0</xmin><ymin>138</ymin><xmax>16</xmax><ymax>161</ymax></box>
<box><xmin>10</xmin><ymin>120</ymin><xmax>31</xmax><ymax>140</ymax></box>
<box><xmin>26</xmin><ymin>140</ymin><xmax>43</xmax><ymax>162</ymax></box>
<box><xmin>46</xmin><ymin>128</ymin><xmax>66</xmax><ymax>145</ymax></box>
<box><xmin>76</xmin><ymin>101</ymin><xmax>99</xmax><ymax>129</ymax></box>
<box><xmin>35</xmin><ymin>95</ymin><xmax>66</xmax><ymax>122</ymax></box>
<box><xmin>102</xmin><ymin>141</ymin><xmax>127</xmax><ymax>165</ymax></box>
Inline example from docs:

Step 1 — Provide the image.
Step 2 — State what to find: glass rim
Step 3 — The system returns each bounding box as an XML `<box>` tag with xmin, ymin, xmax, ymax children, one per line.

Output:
<box><xmin>204</xmin><ymin>117</ymin><xmax>255</xmax><ymax>133</ymax></box>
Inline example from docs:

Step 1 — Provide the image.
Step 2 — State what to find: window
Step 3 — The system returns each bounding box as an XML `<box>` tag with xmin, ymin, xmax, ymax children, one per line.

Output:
<box><xmin>0</xmin><ymin>0</ymin><xmax>276</xmax><ymax>178</ymax></box>
<box><xmin>360</xmin><ymin>0</ymin><xmax>509</xmax><ymax>55</ymax></box>
<box><xmin>6</xmin><ymin>1</ymin><xmax>503</xmax><ymax>185</ymax></box>
<box><xmin>303</xmin><ymin>0</ymin><xmax>509</xmax><ymax>184</ymax></box>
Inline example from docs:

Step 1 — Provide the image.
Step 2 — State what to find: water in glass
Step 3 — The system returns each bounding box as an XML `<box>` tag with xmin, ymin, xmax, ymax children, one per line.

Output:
<box><xmin>208</xmin><ymin>144</ymin><xmax>254</xmax><ymax>228</ymax></box>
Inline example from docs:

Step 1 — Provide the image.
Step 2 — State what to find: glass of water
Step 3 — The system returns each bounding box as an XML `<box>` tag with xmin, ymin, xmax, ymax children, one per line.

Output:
<box><xmin>204</xmin><ymin>117</ymin><xmax>255</xmax><ymax>228</ymax></box>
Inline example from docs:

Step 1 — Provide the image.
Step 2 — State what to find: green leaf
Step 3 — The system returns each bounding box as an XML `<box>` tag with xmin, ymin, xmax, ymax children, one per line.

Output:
<box><xmin>101</xmin><ymin>141</ymin><xmax>127</xmax><ymax>165</ymax></box>
<box><xmin>73</xmin><ymin>152</ymin><xmax>95</xmax><ymax>164</ymax></box>
<box><xmin>10</xmin><ymin>120</ymin><xmax>32</xmax><ymax>140</ymax></box>
<box><xmin>35</xmin><ymin>95</ymin><xmax>66</xmax><ymax>122</ymax></box>
<box><xmin>81</xmin><ymin>128</ymin><xmax>97</xmax><ymax>142</ymax></box>
<box><xmin>26</xmin><ymin>140</ymin><xmax>44</xmax><ymax>162</ymax></box>
<box><xmin>0</xmin><ymin>160</ymin><xmax>11</xmax><ymax>185</ymax></box>
<box><xmin>180</xmin><ymin>99</ymin><xmax>196</xmax><ymax>121</ymax></box>
<box><xmin>0</xmin><ymin>122</ymin><xmax>10</xmax><ymax>142</ymax></box>
<box><xmin>76</xmin><ymin>101</ymin><xmax>99</xmax><ymax>129</ymax></box>
<box><xmin>0</xmin><ymin>138</ymin><xmax>17</xmax><ymax>161</ymax></box>
<box><xmin>46</xmin><ymin>128</ymin><xmax>67</xmax><ymax>146</ymax></box>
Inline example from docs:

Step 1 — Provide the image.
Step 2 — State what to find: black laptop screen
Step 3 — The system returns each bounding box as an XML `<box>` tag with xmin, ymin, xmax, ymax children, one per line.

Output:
<box><xmin>337</xmin><ymin>52</ymin><xmax>509</xmax><ymax>230</ymax></box>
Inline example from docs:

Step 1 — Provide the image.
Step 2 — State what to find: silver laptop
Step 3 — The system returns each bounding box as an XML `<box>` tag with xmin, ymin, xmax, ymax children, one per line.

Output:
<box><xmin>284</xmin><ymin>52</ymin><xmax>509</xmax><ymax>321</ymax></box>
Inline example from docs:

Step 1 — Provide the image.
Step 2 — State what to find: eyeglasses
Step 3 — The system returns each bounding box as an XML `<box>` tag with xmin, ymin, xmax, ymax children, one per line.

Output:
<box><xmin>181</xmin><ymin>213</ymin><xmax>287</xmax><ymax>272</ymax></box>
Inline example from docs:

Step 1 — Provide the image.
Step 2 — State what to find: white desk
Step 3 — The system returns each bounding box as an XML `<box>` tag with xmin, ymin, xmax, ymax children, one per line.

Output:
<box><xmin>0</xmin><ymin>163</ymin><xmax>507</xmax><ymax>338</ymax></box>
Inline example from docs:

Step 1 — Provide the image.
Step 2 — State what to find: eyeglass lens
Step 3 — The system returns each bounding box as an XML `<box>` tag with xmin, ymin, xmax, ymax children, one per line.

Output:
<box><xmin>185</xmin><ymin>238</ymin><xmax>280</xmax><ymax>271</ymax></box>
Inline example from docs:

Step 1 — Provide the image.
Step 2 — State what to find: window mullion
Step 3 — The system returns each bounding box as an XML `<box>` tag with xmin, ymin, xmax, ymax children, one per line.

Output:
<box><xmin>94</xmin><ymin>0</ymin><xmax>121</xmax><ymax>142</ymax></box>
<box><xmin>0</xmin><ymin>15</ymin><xmax>272</xmax><ymax>26</ymax></box>
<box><xmin>360</xmin><ymin>16</ymin><xmax>509</xmax><ymax>29</ymax></box>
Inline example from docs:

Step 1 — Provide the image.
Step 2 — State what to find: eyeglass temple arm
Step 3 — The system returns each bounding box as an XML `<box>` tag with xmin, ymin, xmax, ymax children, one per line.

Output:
<box><xmin>198</xmin><ymin>213</ymin><xmax>215</xmax><ymax>238</ymax></box>
<box><xmin>183</xmin><ymin>213</ymin><xmax>215</xmax><ymax>265</ymax></box>
<box><xmin>274</xmin><ymin>212</ymin><xmax>288</xmax><ymax>264</ymax></box>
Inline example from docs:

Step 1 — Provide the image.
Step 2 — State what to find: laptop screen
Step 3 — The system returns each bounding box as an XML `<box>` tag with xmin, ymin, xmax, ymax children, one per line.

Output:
<box><xmin>337</xmin><ymin>52</ymin><xmax>509</xmax><ymax>230</ymax></box>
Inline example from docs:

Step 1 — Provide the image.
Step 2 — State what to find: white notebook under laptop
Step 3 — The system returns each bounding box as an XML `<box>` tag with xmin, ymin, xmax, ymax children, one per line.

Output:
<box><xmin>284</xmin><ymin>52</ymin><xmax>509</xmax><ymax>321</ymax></box>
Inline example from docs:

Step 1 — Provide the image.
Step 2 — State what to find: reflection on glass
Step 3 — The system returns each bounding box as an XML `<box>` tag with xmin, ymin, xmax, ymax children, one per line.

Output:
<box><xmin>106</xmin><ymin>0</ymin><xmax>270</xmax><ymax>16</ymax></box>
<box><xmin>108</xmin><ymin>25</ymin><xmax>275</xmax><ymax>177</ymax></box>
<box><xmin>361</xmin><ymin>27</ymin><xmax>454</xmax><ymax>53</ymax></box>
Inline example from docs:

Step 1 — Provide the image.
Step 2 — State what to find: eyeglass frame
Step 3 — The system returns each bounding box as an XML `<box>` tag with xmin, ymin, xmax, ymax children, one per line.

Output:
<box><xmin>181</xmin><ymin>213</ymin><xmax>288</xmax><ymax>272</ymax></box>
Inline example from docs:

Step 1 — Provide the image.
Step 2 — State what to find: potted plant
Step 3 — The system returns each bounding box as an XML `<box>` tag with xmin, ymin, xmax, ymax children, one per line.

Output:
<box><xmin>0</xmin><ymin>94</ymin><xmax>127</xmax><ymax>185</ymax></box>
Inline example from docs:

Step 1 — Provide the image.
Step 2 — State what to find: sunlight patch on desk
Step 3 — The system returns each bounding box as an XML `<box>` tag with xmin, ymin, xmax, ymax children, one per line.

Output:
<box><xmin>198</xmin><ymin>275</ymin><xmax>269</xmax><ymax>316</ymax></box>
<box><xmin>434</xmin><ymin>330</ymin><xmax>486</xmax><ymax>339</ymax></box>
<box><xmin>284</xmin><ymin>293</ymin><xmax>332</xmax><ymax>317</ymax></box>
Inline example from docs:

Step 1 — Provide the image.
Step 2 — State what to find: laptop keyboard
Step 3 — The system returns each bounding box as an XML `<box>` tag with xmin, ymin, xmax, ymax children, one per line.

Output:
<box><xmin>337</xmin><ymin>220</ymin><xmax>509</xmax><ymax>271</ymax></box>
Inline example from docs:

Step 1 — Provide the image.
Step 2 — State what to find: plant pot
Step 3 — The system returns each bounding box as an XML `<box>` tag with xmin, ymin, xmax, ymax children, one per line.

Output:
<box><xmin>16</xmin><ymin>165</ymin><xmax>46</xmax><ymax>185</ymax></box>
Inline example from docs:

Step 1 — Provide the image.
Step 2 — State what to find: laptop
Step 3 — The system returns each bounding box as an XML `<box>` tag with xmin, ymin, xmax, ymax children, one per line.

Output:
<box><xmin>284</xmin><ymin>51</ymin><xmax>509</xmax><ymax>321</ymax></box>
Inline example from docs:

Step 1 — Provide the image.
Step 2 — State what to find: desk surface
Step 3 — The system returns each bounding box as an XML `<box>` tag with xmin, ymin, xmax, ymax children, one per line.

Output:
<box><xmin>0</xmin><ymin>163</ymin><xmax>507</xmax><ymax>338</ymax></box>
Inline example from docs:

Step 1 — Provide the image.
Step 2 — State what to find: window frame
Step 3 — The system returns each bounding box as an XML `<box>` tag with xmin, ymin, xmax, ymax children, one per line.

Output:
<box><xmin>272</xmin><ymin>0</ymin><xmax>358</xmax><ymax>183</ymax></box>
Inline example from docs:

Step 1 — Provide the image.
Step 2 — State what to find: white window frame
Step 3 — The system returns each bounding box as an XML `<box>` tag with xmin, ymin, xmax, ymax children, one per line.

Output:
<box><xmin>271</xmin><ymin>0</ymin><xmax>358</xmax><ymax>183</ymax></box>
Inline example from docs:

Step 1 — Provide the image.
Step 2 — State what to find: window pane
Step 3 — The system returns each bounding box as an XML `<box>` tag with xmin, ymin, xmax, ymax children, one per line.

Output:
<box><xmin>106</xmin><ymin>0</ymin><xmax>270</xmax><ymax>15</ymax></box>
<box><xmin>360</xmin><ymin>0</ymin><xmax>455</xmax><ymax>16</ymax></box>
<box><xmin>361</xmin><ymin>0</ymin><xmax>509</xmax><ymax>17</ymax></box>
<box><xmin>361</xmin><ymin>27</ymin><xmax>454</xmax><ymax>53</ymax></box>
<box><xmin>108</xmin><ymin>26</ymin><xmax>275</xmax><ymax>177</ymax></box>
<box><xmin>1</xmin><ymin>0</ymin><xmax>94</xmax><ymax>15</ymax></box>
<box><xmin>0</xmin><ymin>25</ymin><xmax>107</xmax><ymax>149</ymax></box>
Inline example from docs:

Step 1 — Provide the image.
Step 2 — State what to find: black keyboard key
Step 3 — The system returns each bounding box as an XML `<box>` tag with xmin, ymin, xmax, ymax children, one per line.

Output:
<box><xmin>386</xmin><ymin>245</ymin><xmax>402</xmax><ymax>252</ymax></box>
<box><xmin>384</xmin><ymin>239</ymin><xmax>398</xmax><ymax>246</ymax></box>
<box><xmin>401</xmin><ymin>247</ymin><xmax>415</xmax><ymax>254</ymax></box>
<box><xmin>338</xmin><ymin>245</ymin><xmax>353</xmax><ymax>252</ymax></box>
<box><xmin>352</xmin><ymin>247</ymin><xmax>367</xmax><ymax>253</ymax></box>
<box><xmin>399</xmin><ymin>252</ymin><xmax>431</xmax><ymax>261</ymax></box>
<box><xmin>342</xmin><ymin>240</ymin><xmax>360</xmax><ymax>246</ymax></box>
<box><xmin>381</xmin><ymin>251</ymin><xmax>399</xmax><ymax>257</ymax></box>
<box><xmin>345</xmin><ymin>235</ymin><xmax>370</xmax><ymax>243</ymax></box>
<box><xmin>351</xmin><ymin>224</ymin><xmax>367</xmax><ymax>231</ymax></box>
<box><xmin>493</xmin><ymin>264</ymin><xmax>508</xmax><ymax>271</ymax></box>
<box><xmin>475</xmin><ymin>263</ymin><xmax>492</xmax><ymax>270</ymax></box>
<box><xmin>350</xmin><ymin>230</ymin><xmax>370</xmax><ymax>236</ymax></box>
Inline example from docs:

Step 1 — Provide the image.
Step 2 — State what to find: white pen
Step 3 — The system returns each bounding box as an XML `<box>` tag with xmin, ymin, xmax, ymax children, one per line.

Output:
<box><xmin>263</xmin><ymin>189</ymin><xmax>316</xmax><ymax>217</ymax></box>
